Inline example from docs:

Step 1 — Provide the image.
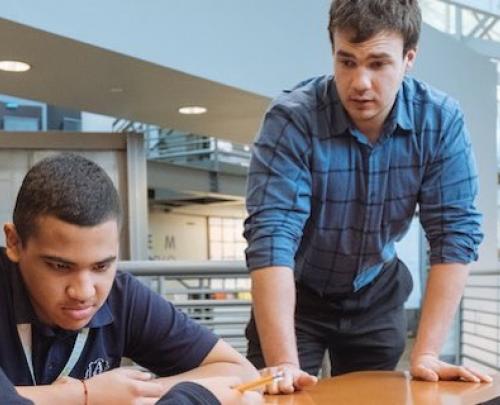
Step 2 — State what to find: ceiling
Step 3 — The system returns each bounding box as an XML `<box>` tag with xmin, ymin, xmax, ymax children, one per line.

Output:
<box><xmin>0</xmin><ymin>17</ymin><xmax>271</xmax><ymax>144</ymax></box>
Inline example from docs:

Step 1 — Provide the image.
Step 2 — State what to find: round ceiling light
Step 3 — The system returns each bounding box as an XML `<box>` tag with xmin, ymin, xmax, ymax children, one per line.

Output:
<box><xmin>0</xmin><ymin>60</ymin><xmax>31</xmax><ymax>72</ymax></box>
<box><xmin>178</xmin><ymin>106</ymin><xmax>207</xmax><ymax>115</ymax></box>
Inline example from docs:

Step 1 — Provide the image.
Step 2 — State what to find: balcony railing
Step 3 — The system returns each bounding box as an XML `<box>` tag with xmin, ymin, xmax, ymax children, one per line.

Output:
<box><xmin>461</xmin><ymin>270</ymin><xmax>500</xmax><ymax>373</ymax></box>
<box><xmin>119</xmin><ymin>260</ymin><xmax>251</xmax><ymax>354</ymax></box>
<box><xmin>113</xmin><ymin>119</ymin><xmax>251</xmax><ymax>173</ymax></box>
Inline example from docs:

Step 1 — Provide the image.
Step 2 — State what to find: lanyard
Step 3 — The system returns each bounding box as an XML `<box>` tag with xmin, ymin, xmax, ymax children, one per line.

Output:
<box><xmin>17</xmin><ymin>323</ymin><xmax>89</xmax><ymax>385</ymax></box>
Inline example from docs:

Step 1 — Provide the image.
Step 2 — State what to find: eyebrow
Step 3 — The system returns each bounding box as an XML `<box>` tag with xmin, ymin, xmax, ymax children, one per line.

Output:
<box><xmin>336</xmin><ymin>50</ymin><xmax>392</xmax><ymax>60</ymax></box>
<box><xmin>336</xmin><ymin>50</ymin><xmax>355</xmax><ymax>59</ymax></box>
<box><xmin>367</xmin><ymin>52</ymin><xmax>393</xmax><ymax>60</ymax></box>
<box><xmin>40</xmin><ymin>255</ymin><xmax>117</xmax><ymax>266</ymax></box>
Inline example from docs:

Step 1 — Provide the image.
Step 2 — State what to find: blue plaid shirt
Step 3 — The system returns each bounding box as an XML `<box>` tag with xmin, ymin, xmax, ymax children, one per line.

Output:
<box><xmin>244</xmin><ymin>75</ymin><xmax>483</xmax><ymax>295</ymax></box>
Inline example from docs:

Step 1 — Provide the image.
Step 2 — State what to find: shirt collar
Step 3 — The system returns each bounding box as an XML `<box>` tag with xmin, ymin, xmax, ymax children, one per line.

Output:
<box><xmin>10</xmin><ymin>263</ymin><xmax>113</xmax><ymax>336</ymax></box>
<box><xmin>327</xmin><ymin>77</ymin><xmax>351</xmax><ymax>136</ymax></box>
<box><xmin>328</xmin><ymin>76</ymin><xmax>414</xmax><ymax>137</ymax></box>
<box><xmin>389</xmin><ymin>80</ymin><xmax>414</xmax><ymax>134</ymax></box>
<box><xmin>88</xmin><ymin>301</ymin><xmax>113</xmax><ymax>328</ymax></box>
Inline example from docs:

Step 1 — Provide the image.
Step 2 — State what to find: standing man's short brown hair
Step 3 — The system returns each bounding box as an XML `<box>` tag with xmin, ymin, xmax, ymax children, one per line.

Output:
<box><xmin>328</xmin><ymin>0</ymin><xmax>422</xmax><ymax>54</ymax></box>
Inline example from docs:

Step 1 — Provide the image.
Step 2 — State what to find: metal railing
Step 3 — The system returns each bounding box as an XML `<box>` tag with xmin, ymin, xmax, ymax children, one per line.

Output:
<box><xmin>118</xmin><ymin>260</ymin><xmax>423</xmax><ymax>377</ymax></box>
<box><xmin>461</xmin><ymin>270</ymin><xmax>500</xmax><ymax>373</ymax></box>
<box><xmin>112</xmin><ymin>119</ymin><xmax>251</xmax><ymax>172</ymax></box>
<box><xmin>119</xmin><ymin>260</ymin><xmax>251</xmax><ymax>354</ymax></box>
<box><xmin>422</xmin><ymin>0</ymin><xmax>500</xmax><ymax>55</ymax></box>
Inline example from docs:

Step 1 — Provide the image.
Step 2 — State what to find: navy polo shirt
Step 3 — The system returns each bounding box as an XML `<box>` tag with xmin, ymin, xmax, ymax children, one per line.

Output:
<box><xmin>0</xmin><ymin>368</ymin><xmax>32</xmax><ymax>404</ymax></box>
<box><xmin>0</xmin><ymin>247</ymin><xmax>219</xmax><ymax>386</ymax></box>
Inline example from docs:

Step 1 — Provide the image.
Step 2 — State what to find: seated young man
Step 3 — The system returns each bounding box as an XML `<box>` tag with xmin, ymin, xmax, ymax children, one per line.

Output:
<box><xmin>0</xmin><ymin>365</ymin><xmax>256</xmax><ymax>405</ymax></box>
<box><xmin>0</xmin><ymin>154</ymin><xmax>261</xmax><ymax>405</ymax></box>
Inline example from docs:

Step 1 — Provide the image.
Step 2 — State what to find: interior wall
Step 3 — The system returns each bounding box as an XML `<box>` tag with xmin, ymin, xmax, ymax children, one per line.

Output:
<box><xmin>81</xmin><ymin>111</ymin><xmax>115</xmax><ymax>132</ymax></box>
<box><xmin>413</xmin><ymin>26</ymin><xmax>498</xmax><ymax>270</ymax></box>
<box><xmin>0</xmin><ymin>151</ymin><xmax>29</xmax><ymax>238</ymax></box>
<box><xmin>0</xmin><ymin>149</ymin><xmax>130</xmax><ymax>257</ymax></box>
<box><xmin>148</xmin><ymin>209</ymin><xmax>208</xmax><ymax>261</ymax></box>
<box><xmin>148</xmin><ymin>203</ymin><xmax>248</xmax><ymax>261</ymax></box>
<box><xmin>0</xmin><ymin>132</ymin><xmax>138</xmax><ymax>259</ymax></box>
<box><xmin>0</xmin><ymin>94</ymin><xmax>48</xmax><ymax>130</ymax></box>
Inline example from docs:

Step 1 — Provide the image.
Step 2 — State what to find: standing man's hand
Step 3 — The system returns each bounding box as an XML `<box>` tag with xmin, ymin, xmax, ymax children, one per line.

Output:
<box><xmin>260</xmin><ymin>363</ymin><xmax>317</xmax><ymax>394</ymax></box>
<box><xmin>410</xmin><ymin>353</ymin><xmax>492</xmax><ymax>383</ymax></box>
<box><xmin>250</xmin><ymin>267</ymin><xmax>318</xmax><ymax>395</ymax></box>
<box><xmin>410</xmin><ymin>264</ymin><xmax>492</xmax><ymax>385</ymax></box>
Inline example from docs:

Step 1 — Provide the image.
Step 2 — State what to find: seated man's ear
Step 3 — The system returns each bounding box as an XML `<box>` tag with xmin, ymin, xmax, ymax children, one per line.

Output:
<box><xmin>4</xmin><ymin>224</ymin><xmax>21</xmax><ymax>263</ymax></box>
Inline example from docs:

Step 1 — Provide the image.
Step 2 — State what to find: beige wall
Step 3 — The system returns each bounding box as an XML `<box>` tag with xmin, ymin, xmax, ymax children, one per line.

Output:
<box><xmin>148</xmin><ymin>203</ymin><xmax>248</xmax><ymax>261</ymax></box>
<box><xmin>148</xmin><ymin>209</ymin><xmax>208</xmax><ymax>260</ymax></box>
<box><xmin>415</xmin><ymin>27</ymin><xmax>497</xmax><ymax>270</ymax></box>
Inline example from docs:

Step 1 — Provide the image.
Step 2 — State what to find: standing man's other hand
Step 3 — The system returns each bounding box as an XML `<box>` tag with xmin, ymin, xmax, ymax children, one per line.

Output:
<box><xmin>410</xmin><ymin>353</ymin><xmax>492</xmax><ymax>383</ymax></box>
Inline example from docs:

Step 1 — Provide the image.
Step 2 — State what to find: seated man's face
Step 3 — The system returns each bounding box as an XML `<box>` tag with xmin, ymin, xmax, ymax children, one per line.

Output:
<box><xmin>5</xmin><ymin>215</ymin><xmax>119</xmax><ymax>330</ymax></box>
<box><xmin>333</xmin><ymin>29</ymin><xmax>416</xmax><ymax>134</ymax></box>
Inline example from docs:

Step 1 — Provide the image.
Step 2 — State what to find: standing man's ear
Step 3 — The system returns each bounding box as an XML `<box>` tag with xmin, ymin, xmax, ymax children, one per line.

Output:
<box><xmin>4</xmin><ymin>223</ymin><xmax>21</xmax><ymax>263</ymax></box>
<box><xmin>405</xmin><ymin>47</ymin><xmax>418</xmax><ymax>72</ymax></box>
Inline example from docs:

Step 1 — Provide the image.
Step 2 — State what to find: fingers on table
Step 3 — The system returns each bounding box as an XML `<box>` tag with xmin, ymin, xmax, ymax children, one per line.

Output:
<box><xmin>262</xmin><ymin>366</ymin><xmax>295</xmax><ymax>394</ymax></box>
<box><xmin>412</xmin><ymin>365</ymin><xmax>439</xmax><ymax>382</ymax></box>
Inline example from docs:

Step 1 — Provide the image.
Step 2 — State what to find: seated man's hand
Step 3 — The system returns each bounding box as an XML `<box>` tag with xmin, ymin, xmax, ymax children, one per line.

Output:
<box><xmin>52</xmin><ymin>376</ymin><xmax>80</xmax><ymax>385</ymax></box>
<box><xmin>85</xmin><ymin>367</ymin><xmax>164</xmax><ymax>405</ymax></box>
<box><xmin>261</xmin><ymin>363</ymin><xmax>317</xmax><ymax>395</ymax></box>
<box><xmin>194</xmin><ymin>376</ymin><xmax>263</xmax><ymax>405</ymax></box>
<box><xmin>410</xmin><ymin>353</ymin><xmax>492</xmax><ymax>383</ymax></box>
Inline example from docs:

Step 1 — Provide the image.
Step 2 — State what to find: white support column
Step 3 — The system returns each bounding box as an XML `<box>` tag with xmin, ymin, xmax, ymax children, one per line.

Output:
<box><xmin>126</xmin><ymin>132</ymin><xmax>149</xmax><ymax>260</ymax></box>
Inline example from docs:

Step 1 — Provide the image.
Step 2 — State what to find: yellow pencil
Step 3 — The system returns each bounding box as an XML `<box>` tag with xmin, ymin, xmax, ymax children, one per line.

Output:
<box><xmin>235</xmin><ymin>371</ymin><xmax>285</xmax><ymax>392</ymax></box>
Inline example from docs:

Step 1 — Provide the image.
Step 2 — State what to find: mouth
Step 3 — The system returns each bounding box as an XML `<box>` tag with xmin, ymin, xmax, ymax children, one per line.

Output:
<box><xmin>350</xmin><ymin>98</ymin><xmax>373</xmax><ymax>103</ymax></box>
<box><xmin>61</xmin><ymin>305</ymin><xmax>95</xmax><ymax>321</ymax></box>
<box><xmin>349</xmin><ymin>98</ymin><xmax>375</xmax><ymax>109</ymax></box>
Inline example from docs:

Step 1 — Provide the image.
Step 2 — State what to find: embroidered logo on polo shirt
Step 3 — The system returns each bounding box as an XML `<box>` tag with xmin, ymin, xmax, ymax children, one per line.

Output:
<box><xmin>84</xmin><ymin>358</ymin><xmax>110</xmax><ymax>378</ymax></box>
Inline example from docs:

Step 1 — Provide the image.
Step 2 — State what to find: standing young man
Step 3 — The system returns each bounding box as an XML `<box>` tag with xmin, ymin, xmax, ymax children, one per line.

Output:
<box><xmin>0</xmin><ymin>153</ymin><xmax>261</xmax><ymax>405</ymax></box>
<box><xmin>244</xmin><ymin>0</ymin><xmax>490</xmax><ymax>394</ymax></box>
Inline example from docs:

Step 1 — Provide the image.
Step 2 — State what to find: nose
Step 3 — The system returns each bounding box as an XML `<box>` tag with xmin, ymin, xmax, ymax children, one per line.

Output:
<box><xmin>351</xmin><ymin>67</ymin><xmax>371</xmax><ymax>93</ymax></box>
<box><xmin>66</xmin><ymin>271</ymin><xmax>95</xmax><ymax>302</ymax></box>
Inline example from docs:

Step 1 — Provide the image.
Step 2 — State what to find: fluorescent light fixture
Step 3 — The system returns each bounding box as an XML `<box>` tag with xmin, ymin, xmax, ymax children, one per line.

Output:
<box><xmin>178</xmin><ymin>106</ymin><xmax>207</xmax><ymax>115</ymax></box>
<box><xmin>0</xmin><ymin>61</ymin><xmax>31</xmax><ymax>72</ymax></box>
<box><xmin>110</xmin><ymin>87</ymin><xmax>124</xmax><ymax>93</ymax></box>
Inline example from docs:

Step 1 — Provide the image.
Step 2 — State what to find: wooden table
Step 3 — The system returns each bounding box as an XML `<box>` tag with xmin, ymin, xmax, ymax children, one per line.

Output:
<box><xmin>264</xmin><ymin>371</ymin><xmax>500</xmax><ymax>405</ymax></box>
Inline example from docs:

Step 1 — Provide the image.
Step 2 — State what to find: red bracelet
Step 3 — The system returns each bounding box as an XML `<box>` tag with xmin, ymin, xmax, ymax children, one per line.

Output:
<box><xmin>80</xmin><ymin>379</ymin><xmax>89</xmax><ymax>405</ymax></box>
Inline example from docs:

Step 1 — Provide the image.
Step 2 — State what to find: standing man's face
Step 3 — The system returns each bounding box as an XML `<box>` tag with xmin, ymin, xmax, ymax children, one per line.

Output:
<box><xmin>333</xmin><ymin>29</ymin><xmax>416</xmax><ymax>138</ymax></box>
<box><xmin>4</xmin><ymin>215</ymin><xmax>119</xmax><ymax>331</ymax></box>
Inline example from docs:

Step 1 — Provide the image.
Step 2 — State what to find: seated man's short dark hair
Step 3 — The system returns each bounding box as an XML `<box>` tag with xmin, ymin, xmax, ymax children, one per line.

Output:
<box><xmin>13</xmin><ymin>153</ymin><xmax>122</xmax><ymax>245</ymax></box>
<box><xmin>328</xmin><ymin>0</ymin><xmax>422</xmax><ymax>54</ymax></box>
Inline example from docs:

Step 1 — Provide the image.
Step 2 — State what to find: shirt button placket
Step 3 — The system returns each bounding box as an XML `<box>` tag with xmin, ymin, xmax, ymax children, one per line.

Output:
<box><xmin>365</xmin><ymin>151</ymin><xmax>375</xmax><ymax>232</ymax></box>
<box><xmin>357</xmin><ymin>149</ymin><xmax>372</xmax><ymax>276</ymax></box>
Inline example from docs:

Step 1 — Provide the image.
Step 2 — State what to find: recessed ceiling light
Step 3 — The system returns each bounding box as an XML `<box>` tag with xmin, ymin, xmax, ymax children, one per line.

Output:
<box><xmin>178</xmin><ymin>106</ymin><xmax>207</xmax><ymax>115</ymax></box>
<box><xmin>0</xmin><ymin>60</ymin><xmax>31</xmax><ymax>72</ymax></box>
<box><xmin>110</xmin><ymin>87</ymin><xmax>124</xmax><ymax>93</ymax></box>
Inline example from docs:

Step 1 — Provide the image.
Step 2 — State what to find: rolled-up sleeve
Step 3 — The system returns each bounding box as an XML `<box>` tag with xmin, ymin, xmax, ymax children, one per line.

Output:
<box><xmin>418</xmin><ymin>105</ymin><xmax>483</xmax><ymax>265</ymax></box>
<box><xmin>244</xmin><ymin>107</ymin><xmax>312</xmax><ymax>271</ymax></box>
